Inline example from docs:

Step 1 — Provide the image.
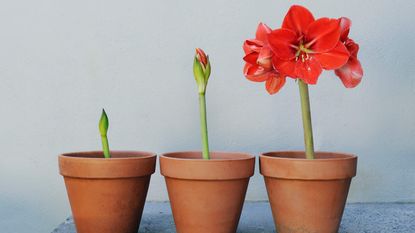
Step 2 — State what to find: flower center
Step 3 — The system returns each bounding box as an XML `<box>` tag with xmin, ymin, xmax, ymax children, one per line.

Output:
<box><xmin>294</xmin><ymin>43</ymin><xmax>313</xmax><ymax>62</ymax></box>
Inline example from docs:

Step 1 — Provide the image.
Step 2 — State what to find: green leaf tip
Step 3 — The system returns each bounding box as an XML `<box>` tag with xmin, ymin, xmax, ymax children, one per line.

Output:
<box><xmin>99</xmin><ymin>108</ymin><xmax>110</xmax><ymax>159</ymax></box>
<box><xmin>99</xmin><ymin>108</ymin><xmax>109</xmax><ymax>136</ymax></box>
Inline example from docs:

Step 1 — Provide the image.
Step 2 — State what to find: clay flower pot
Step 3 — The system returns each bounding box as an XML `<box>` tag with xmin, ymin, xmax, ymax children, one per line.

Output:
<box><xmin>260</xmin><ymin>151</ymin><xmax>357</xmax><ymax>233</ymax></box>
<box><xmin>59</xmin><ymin>151</ymin><xmax>156</xmax><ymax>233</ymax></box>
<box><xmin>160</xmin><ymin>151</ymin><xmax>255</xmax><ymax>233</ymax></box>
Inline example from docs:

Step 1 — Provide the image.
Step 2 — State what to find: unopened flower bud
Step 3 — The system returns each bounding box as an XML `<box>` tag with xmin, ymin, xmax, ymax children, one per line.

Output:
<box><xmin>99</xmin><ymin>109</ymin><xmax>109</xmax><ymax>137</ymax></box>
<box><xmin>193</xmin><ymin>48</ymin><xmax>211</xmax><ymax>94</ymax></box>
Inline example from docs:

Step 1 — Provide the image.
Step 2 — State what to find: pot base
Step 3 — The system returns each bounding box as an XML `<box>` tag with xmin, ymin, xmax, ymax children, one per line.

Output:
<box><xmin>161</xmin><ymin>151</ymin><xmax>255</xmax><ymax>233</ymax></box>
<box><xmin>64</xmin><ymin>176</ymin><xmax>150</xmax><ymax>233</ymax></box>
<box><xmin>260</xmin><ymin>151</ymin><xmax>357</xmax><ymax>233</ymax></box>
<box><xmin>166</xmin><ymin>177</ymin><xmax>249</xmax><ymax>233</ymax></box>
<box><xmin>59</xmin><ymin>151</ymin><xmax>156</xmax><ymax>233</ymax></box>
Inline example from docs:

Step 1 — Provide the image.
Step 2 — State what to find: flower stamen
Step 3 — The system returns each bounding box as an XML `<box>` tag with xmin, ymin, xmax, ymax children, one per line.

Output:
<box><xmin>295</xmin><ymin>43</ymin><xmax>314</xmax><ymax>62</ymax></box>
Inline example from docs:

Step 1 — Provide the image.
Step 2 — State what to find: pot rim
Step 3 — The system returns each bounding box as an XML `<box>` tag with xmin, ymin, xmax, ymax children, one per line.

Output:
<box><xmin>60</xmin><ymin>150</ymin><xmax>156</xmax><ymax>160</ymax></box>
<box><xmin>160</xmin><ymin>151</ymin><xmax>255</xmax><ymax>180</ymax></box>
<box><xmin>160</xmin><ymin>150</ymin><xmax>254</xmax><ymax>161</ymax></box>
<box><xmin>59</xmin><ymin>151</ymin><xmax>157</xmax><ymax>178</ymax></box>
<box><xmin>260</xmin><ymin>150</ymin><xmax>357</xmax><ymax>161</ymax></box>
<box><xmin>260</xmin><ymin>151</ymin><xmax>357</xmax><ymax>180</ymax></box>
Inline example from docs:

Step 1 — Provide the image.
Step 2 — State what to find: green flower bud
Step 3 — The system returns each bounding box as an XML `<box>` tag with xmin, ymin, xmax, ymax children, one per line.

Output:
<box><xmin>193</xmin><ymin>48</ymin><xmax>211</xmax><ymax>94</ymax></box>
<box><xmin>99</xmin><ymin>109</ymin><xmax>109</xmax><ymax>137</ymax></box>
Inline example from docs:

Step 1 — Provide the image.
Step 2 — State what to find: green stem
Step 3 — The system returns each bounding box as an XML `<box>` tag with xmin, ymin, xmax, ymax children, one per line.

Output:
<box><xmin>101</xmin><ymin>135</ymin><xmax>110</xmax><ymax>159</ymax></box>
<box><xmin>199</xmin><ymin>93</ymin><xmax>210</xmax><ymax>159</ymax></box>
<box><xmin>298</xmin><ymin>80</ymin><xmax>315</xmax><ymax>159</ymax></box>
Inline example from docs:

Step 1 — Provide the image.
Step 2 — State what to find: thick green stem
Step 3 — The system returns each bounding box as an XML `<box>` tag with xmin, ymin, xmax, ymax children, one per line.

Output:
<box><xmin>101</xmin><ymin>135</ymin><xmax>110</xmax><ymax>159</ymax></box>
<box><xmin>199</xmin><ymin>93</ymin><xmax>210</xmax><ymax>159</ymax></box>
<box><xmin>298</xmin><ymin>80</ymin><xmax>315</xmax><ymax>159</ymax></box>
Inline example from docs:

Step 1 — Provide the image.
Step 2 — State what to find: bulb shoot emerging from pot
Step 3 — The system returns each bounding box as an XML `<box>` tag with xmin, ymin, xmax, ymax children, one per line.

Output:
<box><xmin>99</xmin><ymin>109</ymin><xmax>111</xmax><ymax>159</ymax></box>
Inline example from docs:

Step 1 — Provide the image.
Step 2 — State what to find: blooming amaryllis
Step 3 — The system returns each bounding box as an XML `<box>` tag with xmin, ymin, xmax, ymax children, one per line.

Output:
<box><xmin>242</xmin><ymin>5</ymin><xmax>364</xmax><ymax>159</ymax></box>
<box><xmin>243</xmin><ymin>23</ymin><xmax>286</xmax><ymax>94</ymax></box>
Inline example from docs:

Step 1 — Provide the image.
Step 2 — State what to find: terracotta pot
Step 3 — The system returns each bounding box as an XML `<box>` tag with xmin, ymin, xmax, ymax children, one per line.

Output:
<box><xmin>59</xmin><ymin>151</ymin><xmax>156</xmax><ymax>233</ymax></box>
<box><xmin>260</xmin><ymin>151</ymin><xmax>357</xmax><ymax>233</ymax></box>
<box><xmin>160</xmin><ymin>151</ymin><xmax>255</xmax><ymax>233</ymax></box>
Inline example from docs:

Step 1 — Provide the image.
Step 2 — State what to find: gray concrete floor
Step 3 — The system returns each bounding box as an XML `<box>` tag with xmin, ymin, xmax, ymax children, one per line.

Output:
<box><xmin>51</xmin><ymin>202</ymin><xmax>415</xmax><ymax>233</ymax></box>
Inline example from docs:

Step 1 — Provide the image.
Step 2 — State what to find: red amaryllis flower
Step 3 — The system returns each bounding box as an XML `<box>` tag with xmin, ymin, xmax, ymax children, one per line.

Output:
<box><xmin>334</xmin><ymin>17</ymin><xmax>363</xmax><ymax>88</ymax></box>
<box><xmin>268</xmin><ymin>5</ymin><xmax>350</xmax><ymax>84</ymax></box>
<box><xmin>243</xmin><ymin>23</ymin><xmax>286</xmax><ymax>94</ymax></box>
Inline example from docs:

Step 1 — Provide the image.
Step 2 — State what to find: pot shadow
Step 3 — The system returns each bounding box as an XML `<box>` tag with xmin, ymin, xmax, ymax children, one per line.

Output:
<box><xmin>51</xmin><ymin>203</ymin><xmax>415</xmax><ymax>233</ymax></box>
<box><xmin>51</xmin><ymin>202</ymin><xmax>278</xmax><ymax>233</ymax></box>
<box><xmin>140</xmin><ymin>202</ymin><xmax>276</xmax><ymax>233</ymax></box>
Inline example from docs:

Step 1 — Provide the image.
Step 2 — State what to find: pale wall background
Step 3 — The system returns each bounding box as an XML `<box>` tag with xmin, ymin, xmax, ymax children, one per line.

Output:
<box><xmin>0</xmin><ymin>0</ymin><xmax>414</xmax><ymax>232</ymax></box>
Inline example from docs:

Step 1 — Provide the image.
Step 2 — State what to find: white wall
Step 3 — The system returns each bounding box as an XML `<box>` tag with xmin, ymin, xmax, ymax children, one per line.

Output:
<box><xmin>0</xmin><ymin>0</ymin><xmax>414</xmax><ymax>232</ymax></box>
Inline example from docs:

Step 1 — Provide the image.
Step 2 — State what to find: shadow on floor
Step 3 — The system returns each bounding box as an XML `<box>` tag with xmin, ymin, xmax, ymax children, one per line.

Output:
<box><xmin>52</xmin><ymin>202</ymin><xmax>415</xmax><ymax>233</ymax></box>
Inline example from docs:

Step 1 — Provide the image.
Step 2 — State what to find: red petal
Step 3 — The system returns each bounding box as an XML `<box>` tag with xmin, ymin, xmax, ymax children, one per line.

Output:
<box><xmin>267</xmin><ymin>29</ymin><xmax>298</xmax><ymax>60</ymax></box>
<box><xmin>282</xmin><ymin>5</ymin><xmax>315</xmax><ymax>36</ymax></box>
<box><xmin>257</xmin><ymin>47</ymin><xmax>273</xmax><ymax>69</ymax></box>
<box><xmin>244</xmin><ymin>63</ymin><xmax>269</xmax><ymax>82</ymax></box>
<box><xmin>243</xmin><ymin>39</ymin><xmax>263</xmax><ymax>54</ymax></box>
<box><xmin>248</xmin><ymin>73</ymin><xmax>270</xmax><ymax>82</ymax></box>
<box><xmin>314</xmin><ymin>42</ymin><xmax>350</xmax><ymax>70</ymax></box>
<box><xmin>265</xmin><ymin>73</ymin><xmax>286</xmax><ymax>95</ymax></box>
<box><xmin>345</xmin><ymin>39</ymin><xmax>359</xmax><ymax>57</ymax></box>
<box><xmin>272</xmin><ymin>56</ymin><xmax>296</xmax><ymax>78</ymax></box>
<box><xmin>196</xmin><ymin>48</ymin><xmax>208</xmax><ymax>66</ymax></box>
<box><xmin>305</xmin><ymin>18</ymin><xmax>341</xmax><ymax>53</ymax></box>
<box><xmin>339</xmin><ymin>17</ymin><xmax>351</xmax><ymax>42</ymax></box>
<box><xmin>335</xmin><ymin>57</ymin><xmax>363</xmax><ymax>88</ymax></box>
<box><xmin>295</xmin><ymin>56</ymin><xmax>322</xmax><ymax>84</ymax></box>
<box><xmin>258</xmin><ymin>46</ymin><xmax>272</xmax><ymax>60</ymax></box>
<box><xmin>256</xmin><ymin>23</ymin><xmax>272</xmax><ymax>41</ymax></box>
<box><xmin>243</xmin><ymin>52</ymin><xmax>259</xmax><ymax>64</ymax></box>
